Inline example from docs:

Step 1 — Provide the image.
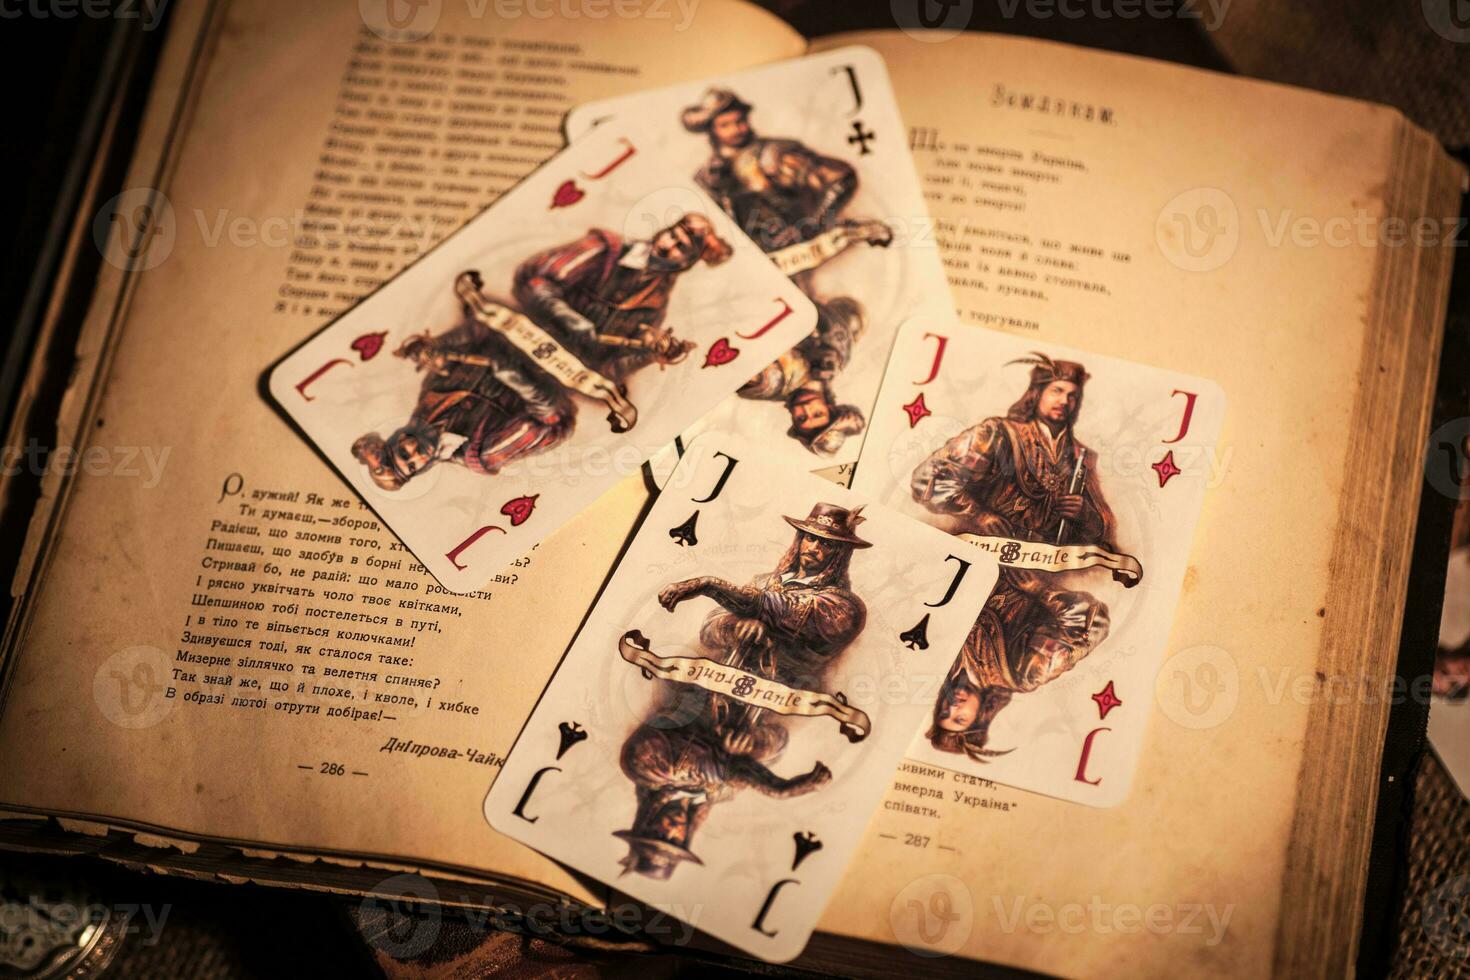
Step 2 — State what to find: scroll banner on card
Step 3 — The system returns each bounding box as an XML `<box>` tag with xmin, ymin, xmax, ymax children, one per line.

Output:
<box><xmin>958</xmin><ymin>533</ymin><xmax>1144</xmax><ymax>588</ymax></box>
<box><xmin>770</xmin><ymin>226</ymin><xmax>864</xmax><ymax>277</ymax></box>
<box><xmin>453</xmin><ymin>272</ymin><xmax>638</xmax><ymax>432</ymax></box>
<box><xmin>617</xmin><ymin>630</ymin><xmax>871</xmax><ymax>741</ymax></box>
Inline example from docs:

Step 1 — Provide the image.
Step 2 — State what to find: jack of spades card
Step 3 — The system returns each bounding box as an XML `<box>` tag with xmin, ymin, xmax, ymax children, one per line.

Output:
<box><xmin>485</xmin><ymin>435</ymin><xmax>996</xmax><ymax>962</ymax></box>
<box><xmin>565</xmin><ymin>47</ymin><xmax>954</xmax><ymax>476</ymax></box>
<box><xmin>855</xmin><ymin>318</ymin><xmax>1225</xmax><ymax>806</ymax></box>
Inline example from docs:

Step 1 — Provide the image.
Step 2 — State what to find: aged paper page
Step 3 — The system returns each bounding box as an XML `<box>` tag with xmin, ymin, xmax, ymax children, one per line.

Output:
<box><xmin>0</xmin><ymin>0</ymin><xmax>804</xmax><ymax>899</ymax></box>
<box><xmin>807</xmin><ymin>30</ymin><xmax>1456</xmax><ymax>979</ymax></box>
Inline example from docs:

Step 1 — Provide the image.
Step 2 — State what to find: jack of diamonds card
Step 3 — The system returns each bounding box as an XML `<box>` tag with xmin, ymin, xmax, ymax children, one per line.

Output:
<box><xmin>564</xmin><ymin>47</ymin><xmax>954</xmax><ymax>477</ymax></box>
<box><xmin>268</xmin><ymin>123</ymin><xmax>814</xmax><ymax>593</ymax></box>
<box><xmin>853</xmin><ymin>318</ymin><xmax>1226</xmax><ymax>806</ymax></box>
<box><xmin>483</xmin><ymin>434</ymin><xmax>997</xmax><ymax>962</ymax></box>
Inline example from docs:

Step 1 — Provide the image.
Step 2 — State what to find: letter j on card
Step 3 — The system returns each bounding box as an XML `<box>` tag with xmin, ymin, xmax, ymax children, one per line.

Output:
<box><xmin>854</xmin><ymin>317</ymin><xmax>1225</xmax><ymax>806</ymax></box>
<box><xmin>485</xmin><ymin>433</ymin><xmax>998</xmax><ymax>962</ymax></box>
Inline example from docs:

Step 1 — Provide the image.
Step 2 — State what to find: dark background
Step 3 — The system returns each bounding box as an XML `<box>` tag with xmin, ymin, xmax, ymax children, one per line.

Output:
<box><xmin>0</xmin><ymin>2</ymin><xmax>1466</xmax><ymax>977</ymax></box>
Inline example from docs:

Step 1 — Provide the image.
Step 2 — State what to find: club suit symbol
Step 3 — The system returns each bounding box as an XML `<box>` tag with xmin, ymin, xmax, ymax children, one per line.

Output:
<box><xmin>791</xmin><ymin>831</ymin><xmax>823</xmax><ymax>870</ymax></box>
<box><xmin>556</xmin><ymin>721</ymin><xmax>588</xmax><ymax>760</ymax></box>
<box><xmin>900</xmin><ymin>613</ymin><xmax>931</xmax><ymax>651</ymax></box>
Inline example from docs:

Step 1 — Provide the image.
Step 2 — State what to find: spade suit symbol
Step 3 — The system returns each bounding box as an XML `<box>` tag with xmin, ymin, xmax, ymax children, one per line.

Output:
<box><xmin>792</xmin><ymin>831</ymin><xmax>823</xmax><ymax>870</ymax></box>
<box><xmin>669</xmin><ymin>510</ymin><xmax>700</xmax><ymax>547</ymax></box>
<box><xmin>900</xmin><ymin>613</ymin><xmax>931</xmax><ymax>651</ymax></box>
<box><xmin>556</xmin><ymin>721</ymin><xmax>588</xmax><ymax>760</ymax></box>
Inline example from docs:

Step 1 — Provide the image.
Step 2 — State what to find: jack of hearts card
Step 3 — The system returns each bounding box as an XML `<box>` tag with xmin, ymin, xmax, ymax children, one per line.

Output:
<box><xmin>565</xmin><ymin>47</ymin><xmax>954</xmax><ymax>478</ymax></box>
<box><xmin>268</xmin><ymin>123</ymin><xmax>815</xmax><ymax>592</ymax></box>
<box><xmin>853</xmin><ymin>317</ymin><xmax>1226</xmax><ymax>806</ymax></box>
<box><xmin>484</xmin><ymin>434</ymin><xmax>997</xmax><ymax>962</ymax></box>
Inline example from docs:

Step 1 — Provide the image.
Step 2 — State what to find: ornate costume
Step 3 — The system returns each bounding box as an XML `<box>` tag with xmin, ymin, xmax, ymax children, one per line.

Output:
<box><xmin>352</xmin><ymin>323</ymin><xmax>573</xmax><ymax>489</ymax></box>
<box><xmin>682</xmin><ymin>88</ymin><xmax>891</xmax><ymax>457</ymax></box>
<box><xmin>737</xmin><ymin>297</ymin><xmax>867</xmax><ymax>457</ymax></box>
<box><xmin>513</xmin><ymin>219</ymin><xmax>727</xmax><ymax>382</ymax></box>
<box><xmin>352</xmin><ymin>216</ymin><xmax>730</xmax><ymax>490</ymax></box>
<box><xmin>614</xmin><ymin>504</ymin><xmax>870</xmax><ymax>878</ymax></box>
<box><xmin>912</xmin><ymin>356</ymin><xmax>1115</xmax><ymax>698</ymax></box>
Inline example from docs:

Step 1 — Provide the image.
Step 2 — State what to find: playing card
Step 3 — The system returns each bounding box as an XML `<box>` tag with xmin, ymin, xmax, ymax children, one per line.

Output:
<box><xmin>565</xmin><ymin>47</ymin><xmax>953</xmax><ymax>480</ymax></box>
<box><xmin>853</xmin><ymin>317</ymin><xmax>1226</xmax><ymax>807</ymax></box>
<box><xmin>268</xmin><ymin>123</ymin><xmax>815</xmax><ymax>592</ymax></box>
<box><xmin>483</xmin><ymin>433</ymin><xmax>997</xmax><ymax>962</ymax></box>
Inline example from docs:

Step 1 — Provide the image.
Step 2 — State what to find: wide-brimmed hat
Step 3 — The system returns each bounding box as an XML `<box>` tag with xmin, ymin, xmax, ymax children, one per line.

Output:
<box><xmin>681</xmin><ymin>88</ymin><xmax>753</xmax><ymax>133</ymax></box>
<box><xmin>613</xmin><ymin>830</ymin><xmax>704</xmax><ymax>880</ymax></box>
<box><xmin>783</xmin><ymin>502</ymin><xmax>872</xmax><ymax>548</ymax></box>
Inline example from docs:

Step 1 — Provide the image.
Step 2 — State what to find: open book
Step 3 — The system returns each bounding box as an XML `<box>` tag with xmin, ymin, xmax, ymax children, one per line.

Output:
<box><xmin>1</xmin><ymin>1</ymin><xmax>1463</xmax><ymax>976</ymax></box>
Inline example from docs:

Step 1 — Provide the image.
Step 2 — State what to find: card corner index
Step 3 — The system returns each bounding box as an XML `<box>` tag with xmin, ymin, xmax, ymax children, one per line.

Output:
<box><xmin>826</xmin><ymin>43</ymin><xmax>890</xmax><ymax>77</ymax></box>
<box><xmin>785</xmin><ymin>285</ymin><xmax>820</xmax><ymax>326</ymax></box>
<box><xmin>562</xmin><ymin>101</ymin><xmax>600</xmax><ymax>141</ymax></box>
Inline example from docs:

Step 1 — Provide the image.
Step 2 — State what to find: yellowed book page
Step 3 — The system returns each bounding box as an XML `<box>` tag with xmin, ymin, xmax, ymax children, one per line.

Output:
<box><xmin>0</xmin><ymin>0</ymin><xmax>804</xmax><ymax>900</ymax></box>
<box><xmin>808</xmin><ymin>29</ymin><xmax>1453</xmax><ymax>980</ymax></box>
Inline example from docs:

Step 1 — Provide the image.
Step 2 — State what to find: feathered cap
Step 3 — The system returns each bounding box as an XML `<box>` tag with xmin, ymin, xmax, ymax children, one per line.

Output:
<box><xmin>1006</xmin><ymin>352</ymin><xmax>1090</xmax><ymax>422</ymax></box>
<box><xmin>1007</xmin><ymin>351</ymin><xmax>1090</xmax><ymax>387</ymax></box>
